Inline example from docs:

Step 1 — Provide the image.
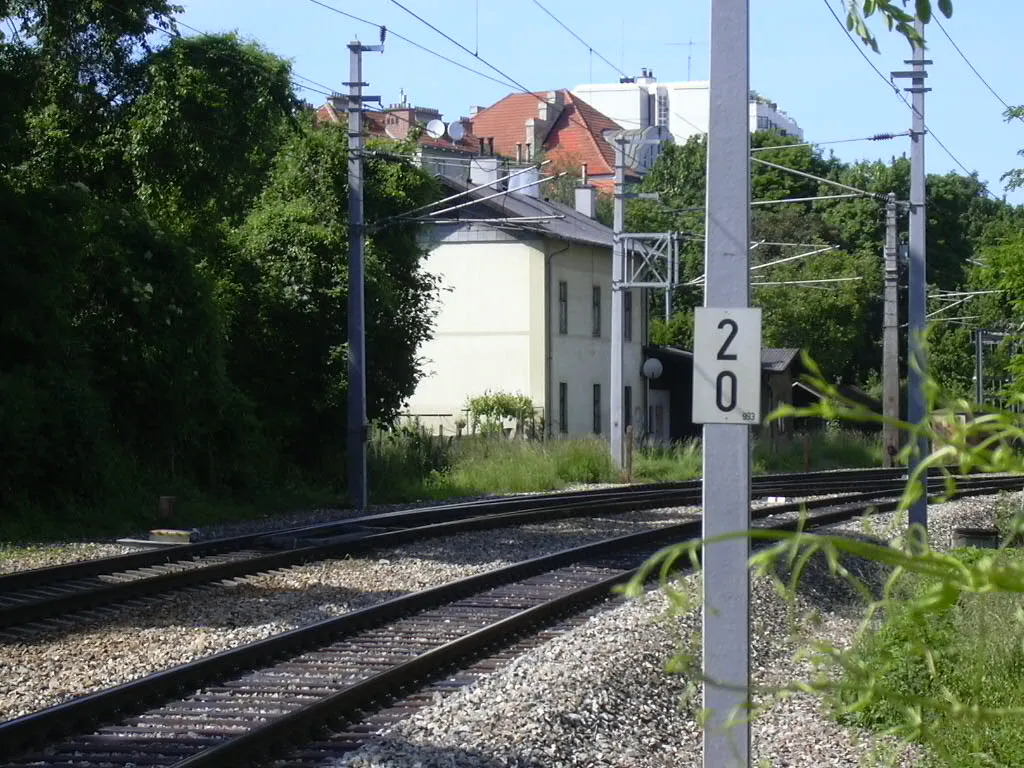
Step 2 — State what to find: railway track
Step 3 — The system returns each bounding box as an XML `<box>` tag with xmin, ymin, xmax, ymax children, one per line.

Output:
<box><xmin>0</xmin><ymin>477</ymin><xmax>1017</xmax><ymax>767</ymax></box>
<box><xmin>0</xmin><ymin>470</ymin><xmax>1017</xmax><ymax>636</ymax></box>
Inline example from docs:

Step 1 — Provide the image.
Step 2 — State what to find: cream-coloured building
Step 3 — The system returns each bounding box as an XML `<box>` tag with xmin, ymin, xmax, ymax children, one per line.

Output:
<box><xmin>403</xmin><ymin>167</ymin><xmax>648</xmax><ymax>438</ymax></box>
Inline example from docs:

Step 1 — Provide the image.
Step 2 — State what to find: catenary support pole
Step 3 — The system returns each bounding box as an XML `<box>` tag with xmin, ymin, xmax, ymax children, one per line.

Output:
<box><xmin>610</xmin><ymin>139</ymin><xmax>626</xmax><ymax>469</ymax></box>
<box><xmin>882</xmin><ymin>192</ymin><xmax>900</xmax><ymax>467</ymax></box>
<box><xmin>346</xmin><ymin>38</ymin><xmax>382</xmax><ymax>511</ymax></box>
<box><xmin>906</xmin><ymin>19</ymin><xmax>930</xmax><ymax>529</ymax></box>
<box><xmin>975</xmin><ymin>329</ymin><xmax>984</xmax><ymax>405</ymax></box>
<box><xmin>702</xmin><ymin>0</ymin><xmax>751</xmax><ymax>764</ymax></box>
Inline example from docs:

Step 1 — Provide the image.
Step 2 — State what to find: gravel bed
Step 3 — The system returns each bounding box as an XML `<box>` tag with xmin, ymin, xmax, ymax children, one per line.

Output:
<box><xmin>329</xmin><ymin>492</ymin><xmax>1009</xmax><ymax>768</ymax></box>
<box><xmin>0</xmin><ymin>507</ymin><xmax>698</xmax><ymax>722</ymax></box>
<box><xmin>0</xmin><ymin>543</ymin><xmax>148</xmax><ymax>576</ymax></box>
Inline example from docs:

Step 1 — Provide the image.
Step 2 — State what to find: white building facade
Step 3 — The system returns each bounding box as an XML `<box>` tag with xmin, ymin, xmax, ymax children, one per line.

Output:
<box><xmin>573</xmin><ymin>73</ymin><xmax>803</xmax><ymax>146</ymax></box>
<box><xmin>403</xmin><ymin>178</ymin><xmax>648</xmax><ymax>439</ymax></box>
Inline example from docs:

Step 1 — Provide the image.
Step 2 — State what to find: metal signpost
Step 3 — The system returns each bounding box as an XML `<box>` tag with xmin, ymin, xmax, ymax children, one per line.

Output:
<box><xmin>346</xmin><ymin>38</ymin><xmax>383</xmax><ymax>511</ymax></box>
<box><xmin>610</xmin><ymin>137</ymin><xmax>676</xmax><ymax>469</ymax></box>
<box><xmin>692</xmin><ymin>0</ymin><xmax>756</xmax><ymax>764</ymax></box>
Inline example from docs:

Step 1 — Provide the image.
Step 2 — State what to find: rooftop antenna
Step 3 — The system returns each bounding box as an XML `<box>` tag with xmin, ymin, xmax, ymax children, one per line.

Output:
<box><xmin>666</xmin><ymin>39</ymin><xmax>705</xmax><ymax>80</ymax></box>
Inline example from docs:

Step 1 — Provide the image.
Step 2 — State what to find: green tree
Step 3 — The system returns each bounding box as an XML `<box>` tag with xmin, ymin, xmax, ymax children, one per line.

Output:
<box><xmin>226</xmin><ymin>120</ymin><xmax>441</xmax><ymax>472</ymax></box>
<box><xmin>124</xmin><ymin>32</ymin><xmax>299</xmax><ymax>237</ymax></box>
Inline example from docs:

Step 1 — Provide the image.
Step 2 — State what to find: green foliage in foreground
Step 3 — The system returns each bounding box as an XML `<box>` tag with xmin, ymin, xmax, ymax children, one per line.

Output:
<box><xmin>831</xmin><ymin>546</ymin><xmax>1024</xmax><ymax>767</ymax></box>
<box><xmin>621</xmin><ymin>351</ymin><xmax>1024</xmax><ymax>767</ymax></box>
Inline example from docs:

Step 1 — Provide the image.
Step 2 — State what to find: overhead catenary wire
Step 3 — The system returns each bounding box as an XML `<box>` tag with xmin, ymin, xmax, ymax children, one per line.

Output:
<box><xmin>111</xmin><ymin>8</ymin><xmax>343</xmax><ymax>99</ymax></box>
<box><xmin>749</xmin><ymin>132</ymin><xmax>909</xmax><ymax>152</ymax></box>
<box><xmin>934</xmin><ymin>17</ymin><xmax>1024</xmax><ymax>124</ymax></box>
<box><xmin>371</xmin><ymin>0</ymin><xmax>633</xmax><ymax>148</ymax></box>
<box><xmin>423</xmin><ymin>172</ymin><xmax>567</xmax><ymax>218</ymax></box>
<box><xmin>306</xmin><ymin>0</ymin><xmax>519</xmax><ymax>90</ymax></box>
<box><xmin>820</xmin><ymin>0</ymin><xmax>997</xmax><ymax>198</ymax></box>
<box><xmin>528</xmin><ymin>0</ymin><xmax>629</xmax><ymax>79</ymax></box>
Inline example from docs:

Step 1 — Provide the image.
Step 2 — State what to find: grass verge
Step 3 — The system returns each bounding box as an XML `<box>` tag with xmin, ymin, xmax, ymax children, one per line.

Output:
<box><xmin>1</xmin><ymin>427</ymin><xmax>882</xmax><ymax>544</ymax></box>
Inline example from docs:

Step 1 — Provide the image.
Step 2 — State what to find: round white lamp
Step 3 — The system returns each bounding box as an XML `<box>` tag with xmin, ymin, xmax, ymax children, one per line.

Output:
<box><xmin>642</xmin><ymin>357</ymin><xmax>663</xmax><ymax>379</ymax></box>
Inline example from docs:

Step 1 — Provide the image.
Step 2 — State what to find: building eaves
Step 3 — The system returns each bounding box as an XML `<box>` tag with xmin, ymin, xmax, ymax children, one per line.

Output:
<box><xmin>761</xmin><ymin>347</ymin><xmax>801</xmax><ymax>373</ymax></box>
<box><xmin>432</xmin><ymin>176</ymin><xmax>613</xmax><ymax>249</ymax></box>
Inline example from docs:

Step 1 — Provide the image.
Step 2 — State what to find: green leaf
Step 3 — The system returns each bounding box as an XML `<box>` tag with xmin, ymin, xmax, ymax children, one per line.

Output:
<box><xmin>915</xmin><ymin>0</ymin><xmax>932</xmax><ymax>24</ymax></box>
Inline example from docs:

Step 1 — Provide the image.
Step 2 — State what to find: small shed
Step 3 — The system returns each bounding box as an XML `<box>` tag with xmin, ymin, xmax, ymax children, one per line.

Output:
<box><xmin>791</xmin><ymin>381</ymin><xmax>883</xmax><ymax>433</ymax></box>
<box><xmin>642</xmin><ymin>344</ymin><xmax>806</xmax><ymax>444</ymax></box>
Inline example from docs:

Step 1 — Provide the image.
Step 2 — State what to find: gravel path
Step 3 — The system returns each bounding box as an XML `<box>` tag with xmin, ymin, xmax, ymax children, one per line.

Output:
<box><xmin>328</xmin><ymin>493</ymin><xmax>1013</xmax><ymax>768</ymax></box>
<box><xmin>0</xmin><ymin>506</ymin><xmax>697</xmax><ymax>722</ymax></box>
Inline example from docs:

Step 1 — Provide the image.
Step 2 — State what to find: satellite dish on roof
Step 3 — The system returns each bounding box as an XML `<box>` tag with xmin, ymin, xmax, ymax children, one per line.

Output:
<box><xmin>448</xmin><ymin>121</ymin><xmax>466</xmax><ymax>141</ymax></box>
<box><xmin>384</xmin><ymin>122</ymin><xmax>402</xmax><ymax>140</ymax></box>
<box><xmin>425</xmin><ymin>119</ymin><xmax>446</xmax><ymax>139</ymax></box>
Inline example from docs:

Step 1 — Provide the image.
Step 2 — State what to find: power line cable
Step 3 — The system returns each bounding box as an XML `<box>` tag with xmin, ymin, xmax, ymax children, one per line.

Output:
<box><xmin>821</xmin><ymin>0</ymin><xmax>995</xmax><ymax>197</ymax></box>
<box><xmin>306</xmin><ymin>0</ymin><xmax>518</xmax><ymax>91</ymax></box>
<box><xmin>933</xmin><ymin>17</ymin><xmax>1024</xmax><ymax>124</ymax></box>
<box><xmin>380</xmin><ymin>0</ymin><xmax>608</xmax><ymax>141</ymax></box>
<box><xmin>112</xmin><ymin>6</ymin><xmax>339</xmax><ymax>98</ymax></box>
<box><xmin>386</xmin><ymin>0</ymin><xmax>536</xmax><ymax>94</ymax></box>
<box><xmin>527</xmin><ymin>0</ymin><xmax>629</xmax><ymax>79</ymax></box>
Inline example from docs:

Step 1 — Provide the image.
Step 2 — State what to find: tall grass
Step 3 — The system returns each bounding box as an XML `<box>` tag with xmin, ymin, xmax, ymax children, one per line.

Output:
<box><xmin>830</xmin><ymin>547</ymin><xmax>1024</xmax><ymax>766</ymax></box>
<box><xmin>367</xmin><ymin>426</ymin><xmax>884</xmax><ymax>502</ymax></box>
<box><xmin>755</xmin><ymin>428</ymin><xmax>884</xmax><ymax>473</ymax></box>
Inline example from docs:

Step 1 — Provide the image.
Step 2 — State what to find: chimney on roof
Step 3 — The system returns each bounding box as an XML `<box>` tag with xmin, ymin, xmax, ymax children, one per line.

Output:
<box><xmin>515</xmin><ymin>143</ymin><xmax>523</xmax><ymax>162</ymax></box>
<box><xmin>575</xmin><ymin>184</ymin><xmax>597</xmax><ymax>219</ymax></box>
<box><xmin>470</xmin><ymin>156</ymin><xmax>504</xmax><ymax>191</ymax></box>
<box><xmin>509</xmin><ymin>165</ymin><xmax>540</xmax><ymax>198</ymax></box>
<box><xmin>469</xmin><ymin>105</ymin><xmax>485</xmax><ymax>115</ymax></box>
<box><xmin>526</xmin><ymin>90</ymin><xmax>565</xmax><ymax>159</ymax></box>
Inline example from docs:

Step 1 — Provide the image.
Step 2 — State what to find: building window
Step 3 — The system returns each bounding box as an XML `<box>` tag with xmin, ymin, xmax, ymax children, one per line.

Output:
<box><xmin>592</xmin><ymin>383</ymin><xmax>601</xmax><ymax>435</ymax></box>
<box><xmin>559</xmin><ymin>382</ymin><xmax>568</xmax><ymax>434</ymax></box>
<box><xmin>624</xmin><ymin>385</ymin><xmax>632</xmax><ymax>430</ymax></box>
<box><xmin>656</xmin><ymin>91</ymin><xmax>669</xmax><ymax>128</ymax></box>
<box><xmin>592</xmin><ymin>285</ymin><xmax>601</xmax><ymax>337</ymax></box>
<box><xmin>623</xmin><ymin>290</ymin><xmax>633</xmax><ymax>342</ymax></box>
<box><xmin>558</xmin><ymin>280</ymin><xmax>568</xmax><ymax>335</ymax></box>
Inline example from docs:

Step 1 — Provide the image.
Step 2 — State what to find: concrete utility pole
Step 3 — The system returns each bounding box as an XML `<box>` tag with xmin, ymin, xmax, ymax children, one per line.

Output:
<box><xmin>346</xmin><ymin>38</ymin><xmax>383</xmax><ymax>511</ymax></box>
<box><xmin>882</xmin><ymin>192</ymin><xmax>900</xmax><ymax>467</ymax></box>
<box><xmin>893</xmin><ymin>20</ymin><xmax>930</xmax><ymax>529</ymax></box>
<box><xmin>701</xmin><ymin>0</ymin><xmax>752</xmax><ymax>763</ymax></box>
<box><xmin>610</xmin><ymin>139</ymin><xmax>626</xmax><ymax>469</ymax></box>
<box><xmin>974</xmin><ymin>329</ymin><xmax>984</xmax><ymax>405</ymax></box>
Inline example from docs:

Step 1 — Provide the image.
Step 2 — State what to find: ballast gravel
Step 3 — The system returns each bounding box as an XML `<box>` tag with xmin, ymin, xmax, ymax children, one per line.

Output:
<box><xmin>0</xmin><ymin>490</ymin><xmax>1014</xmax><ymax>763</ymax></box>
<box><xmin>0</xmin><ymin>542</ymin><xmax>146</xmax><ymax>575</ymax></box>
<box><xmin>327</xmin><ymin>492</ymin><xmax>1015</xmax><ymax>768</ymax></box>
<box><xmin>0</xmin><ymin>506</ymin><xmax>697</xmax><ymax>721</ymax></box>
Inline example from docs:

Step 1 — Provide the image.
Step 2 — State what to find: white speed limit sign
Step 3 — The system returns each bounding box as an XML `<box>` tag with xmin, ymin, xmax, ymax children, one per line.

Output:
<box><xmin>691</xmin><ymin>307</ymin><xmax>762</xmax><ymax>425</ymax></box>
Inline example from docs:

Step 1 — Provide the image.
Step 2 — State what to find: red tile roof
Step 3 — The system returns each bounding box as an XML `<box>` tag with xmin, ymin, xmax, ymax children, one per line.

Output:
<box><xmin>315</xmin><ymin>103</ymin><xmax>478</xmax><ymax>155</ymax></box>
<box><xmin>470</xmin><ymin>89</ymin><xmax>623</xmax><ymax>176</ymax></box>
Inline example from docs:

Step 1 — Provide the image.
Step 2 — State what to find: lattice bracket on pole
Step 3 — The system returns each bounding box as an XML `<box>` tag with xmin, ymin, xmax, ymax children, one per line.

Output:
<box><xmin>614</xmin><ymin>231</ymin><xmax>682</xmax><ymax>289</ymax></box>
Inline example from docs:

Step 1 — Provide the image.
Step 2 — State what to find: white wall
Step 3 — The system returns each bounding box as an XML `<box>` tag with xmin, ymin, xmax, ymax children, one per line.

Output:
<box><xmin>404</xmin><ymin>235</ymin><xmax>645</xmax><ymax>441</ymax></box>
<box><xmin>403</xmin><ymin>240</ymin><xmax>545</xmax><ymax>432</ymax></box>
<box><xmin>549</xmin><ymin>244</ymin><xmax>645</xmax><ymax>438</ymax></box>
<box><xmin>571</xmin><ymin>83</ymin><xmax>647</xmax><ymax>130</ymax></box>
<box><xmin>575</xmin><ymin>78</ymin><xmax>804</xmax><ymax>147</ymax></box>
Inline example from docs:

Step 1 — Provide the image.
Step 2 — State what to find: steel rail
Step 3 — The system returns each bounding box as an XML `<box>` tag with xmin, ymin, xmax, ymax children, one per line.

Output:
<box><xmin>175</xmin><ymin>479</ymin><xmax>1024</xmax><ymax>768</ymax></box>
<box><xmin>0</xmin><ymin>474</ymin><xmax>1015</xmax><ymax>634</ymax></box>
<box><xmin>0</xmin><ymin>465</ymin><xmax>944</xmax><ymax>594</ymax></box>
<box><xmin>1</xmin><ymin>478</ymin><xmax>1018</xmax><ymax>762</ymax></box>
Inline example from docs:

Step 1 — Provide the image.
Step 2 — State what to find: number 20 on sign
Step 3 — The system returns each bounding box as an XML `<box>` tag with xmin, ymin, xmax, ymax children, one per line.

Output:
<box><xmin>691</xmin><ymin>307</ymin><xmax>763</xmax><ymax>425</ymax></box>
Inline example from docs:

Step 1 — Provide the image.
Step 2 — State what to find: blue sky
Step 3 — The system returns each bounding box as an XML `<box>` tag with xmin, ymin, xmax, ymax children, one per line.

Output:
<box><xmin>177</xmin><ymin>0</ymin><xmax>1024</xmax><ymax>204</ymax></box>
